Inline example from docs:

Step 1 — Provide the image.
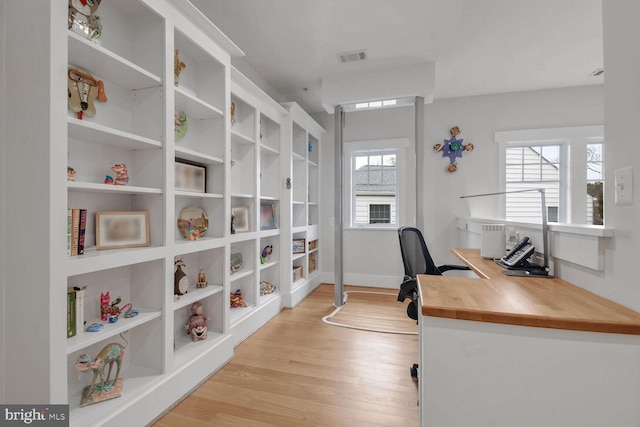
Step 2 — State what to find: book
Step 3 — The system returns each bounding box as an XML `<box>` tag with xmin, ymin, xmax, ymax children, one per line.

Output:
<box><xmin>71</xmin><ymin>209</ymin><xmax>80</xmax><ymax>257</ymax></box>
<box><xmin>66</xmin><ymin>209</ymin><xmax>72</xmax><ymax>257</ymax></box>
<box><xmin>78</xmin><ymin>209</ymin><xmax>87</xmax><ymax>255</ymax></box>
<box><xmin>67</xmin><ymin>289</ymin><xmax>76</xmax><ymax>339</ymax></box>
<box><xmin>74</xmin><ymin>286</ymin><xmax>86</xmax><ymax>336</ymax></box>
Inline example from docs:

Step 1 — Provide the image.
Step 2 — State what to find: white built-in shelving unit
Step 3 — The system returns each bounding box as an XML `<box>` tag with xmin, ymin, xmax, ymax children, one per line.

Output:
<box><xmin>2</xmin><ymin>1</ymin><xmax>322</xmax><ymax>426</ymax></box>
<box><xmin>281</xmin><ymin>103</ymin><xmax>324</xmax><ymax>308</ymax></box>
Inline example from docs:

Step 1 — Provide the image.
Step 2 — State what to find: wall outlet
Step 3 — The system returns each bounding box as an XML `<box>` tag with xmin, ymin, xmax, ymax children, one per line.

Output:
<box><xmin>615</xmin><ymin>166</ymin><xmax>633</xmax><ymax>206</ymax></box>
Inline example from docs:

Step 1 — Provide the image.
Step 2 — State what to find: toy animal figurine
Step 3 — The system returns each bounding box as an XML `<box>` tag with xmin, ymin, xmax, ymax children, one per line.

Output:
<box><xmin>260</xmin><ymin>281</ymin><xmax>276</xmax><ymax>296</ymax></box>
<box><xmin>230</xmin><ymin>102</ymin><xmax>236</xmax><ymax>126</ymax></box>
<box><xmin>68</xmin><ymin>68</ymin><xmax>107</xmax><ymax>119</ymax></box>
<box><xmin>110</xmin><ymin>164</ymin><xmax>129</xmax><ymax>185</ymax></box>
<box><xmin>100</xmin><ymin>292</ymin><xmax>110</xmax><ymax>321</ymax></box>
<box><xmin>174</xmin><ymin>259</ymin><xmax>189</xmax><ymax>296</ymax></box>
<box><xmin>261</xmin><ymin>245</ymin><xmax>273</xmax><ymax>264</ymax></box>
<box><xmin>68</xmin><ymin>0</ymin><xmax>102</xmax><ymax>41</ymax></box>
<box><xmin>76</xmin><ymin>334</ymin><xmax>128</xmax><ymax>407</ymax></box>
<box><xmin>230</xmin><ymin>289</ymin><xmax>247</xmax><ymax>308</ymax></box>
<box><xmin>67</xmin><ymin>166</ymin><xmax>77</xmax><ymax>182</ymax></box>
<box><xmin>174</xmin><ymin>49</ymin><xmax>186</xmax><ymax>86</ymax></box>
<box><xmin>196</xmin><ymin>269</ymin><xmax>208</xmax><ymax>288</ymax></box>
<box><xmin>184</xmin><ymin>301</ymin><xmax>209</xmax><ymax>341</ymax></box>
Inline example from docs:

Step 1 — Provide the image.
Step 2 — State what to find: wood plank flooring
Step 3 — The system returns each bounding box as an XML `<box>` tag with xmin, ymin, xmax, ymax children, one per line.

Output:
<box><xmin>153</xmin><ymin>284</ymin><xmax>419</xmax><ymax>427</ymax></box>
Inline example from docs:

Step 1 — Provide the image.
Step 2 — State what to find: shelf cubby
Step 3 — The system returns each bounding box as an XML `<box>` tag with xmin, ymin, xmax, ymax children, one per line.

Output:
<box><xmin>230</xmin><ymin>94</ymin><xmax>255</xmax><ymax>142</ymax></box>
<box><xmin>174</xmin><ymin>196</ymin><xmax>225</xmax><ymax>242</ymax></box>
<box><xmin>174</xmin><ymin>29</ymin><xmax>225</xmax><ymax>113</ymax></box>
<box><xmin>261</xmin><ymin>148</ymin><xmax>280</xmax><ymax>200</ymax></box>
<box><xmin>173</xmin><ymin>247</ymin><xmax>225</xmax><ymax>308</ymax></box>
<box><xmin>230</xmin><ymin>141</ymin><xmax>256</xmax><ymax>196</ymax></box>
<box><xmin>231</xmin><ymin>195</ymin><xmax>256</xmax><ymax>234</ymax></box>
<box><xmin>292</xmin><ymin>122</ymin><xmax>307</xmax><ymax>159</ymax></box>
<box><xmin>260</xmin><ymin>114</ymin><xmax>280</xmax><ymax>153</ymax></box>
<box><xmin>308</xmin><ymin>134</ymin><xmax>319</xmax><ymax>165</ymax></box>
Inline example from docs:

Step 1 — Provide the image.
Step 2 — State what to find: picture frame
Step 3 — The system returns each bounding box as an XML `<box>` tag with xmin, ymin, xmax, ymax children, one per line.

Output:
<box><xmin>292</xmin><ymin>238</ymin><xmax>306</xmax><ymax>254</ymax></box>
<box><xmin>260</xmin><ymin>204</ymin><xmax>277</xmax><ymax>230</ymax></box>
<box><xmin>175</xmin><ymin>159</ymin><xmax>206</xmax><ymax>193</ymax></box>
<box><xmin>96</xmin><ymin>211</ymin><xmax>150</xmax><ymax>250</ymax></box>
<box><xmin>231</xmin><ymin>206</ymin><xmax>250</xmax><ymax>233</ymax></box>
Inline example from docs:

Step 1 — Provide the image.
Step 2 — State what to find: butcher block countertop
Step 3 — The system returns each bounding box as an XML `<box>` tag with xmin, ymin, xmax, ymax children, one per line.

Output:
<box><xmin>418</xmin><ymin>248</ymin><xmax>640</xmax><ymax>335</ymax></box>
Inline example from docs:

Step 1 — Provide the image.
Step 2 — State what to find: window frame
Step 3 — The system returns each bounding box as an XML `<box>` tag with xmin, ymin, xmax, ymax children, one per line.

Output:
<box><xmin>344</xmin><ymin>138</ymin><xmax>410</xmax><ymax>230</ymax></box>
<box><xmin>496</xmin><ymin>125</ymin><xmax>605</xmax><ymax>225</ymax></box>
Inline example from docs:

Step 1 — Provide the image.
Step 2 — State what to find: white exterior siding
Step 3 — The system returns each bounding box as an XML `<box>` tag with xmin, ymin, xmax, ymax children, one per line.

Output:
<box><xmin>354</xmin><ymin>195</ymin><xmax>396</xmax><ymax>225</ymax></box>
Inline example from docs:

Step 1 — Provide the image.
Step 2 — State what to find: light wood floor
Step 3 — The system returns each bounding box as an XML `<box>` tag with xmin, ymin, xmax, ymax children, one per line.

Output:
<box><xmin>154</xmin><ymin>284</ymin><xmax>419</xmax><ymax>427</ymax></box>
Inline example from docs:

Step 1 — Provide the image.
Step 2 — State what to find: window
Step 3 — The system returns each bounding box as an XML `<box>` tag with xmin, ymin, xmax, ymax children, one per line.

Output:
<box><xmin>369</xmin><ymin>204</ymin><xmax>391</xmax><ymax>224</ymax></box>
<box><xmin>505</xmin><ymin>145</ymin><xmax>561</xmax><ymax>223</ymax></box>
<box><xmin>350</xmin><ymin>149</ymin><xmax>398</xmax><ymax>227</ymax></box>
<box><xmin>587</xmin><ymin>143</ymin><xmax>604</xmax><ymax>225</ymax></box>
<box><xmin>496</xmin><ymin>126</ymin><xmax>604</xmax><ymax>225</ymax></box>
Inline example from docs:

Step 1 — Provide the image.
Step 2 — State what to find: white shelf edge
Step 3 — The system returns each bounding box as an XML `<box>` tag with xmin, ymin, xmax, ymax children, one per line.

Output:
<box><xmin>309</xmin><ymin>248</ymin><xmax>319</xmax><ymax>254</ymax></box>
<box><xmin>173</xmin><ymin>237</ymin><xmax>226</xmax><ymax>255</ymax></box>
<box><xmin>260</xmin><ymin>196</ymin><xmax>279</xmax><ymax>201</ymax></box>
<box><xmin>292</xmin><ymin>200</ymin><xmax>305</xmax><ymax>205</ymax></box>
<box><xmin>260</xmin><ymin>260</ymin><xmax>280</xmax><ymax>270</ymax></box>
<box><xmin>292</xmin><ymin>253</ymin><xmax>305</xmax><ymax>261</ymax></box>
<box><xmin>68</xmin><ymin>117</ymin><xmax>162</xmax><ymax>149</ymax></box>
<box><xmin>175</xmin><ymin>146</ymin><xmax>224</xmax><ymax>165</ymax></box>
<box><xmin>292</xmin><ymin>152</ymin><xmax>305</xmax><ymax>161</ymax></box>
<box><xmin>66</xmin><ymin>308</ymin><xmax>161</xmax><ymax>354</ymax></box>
<box><xmin>231</xmin><ymin>129</ymin><xmax>255</xmax><ymax>145</ymax></box>
<box><xmin>308</xmin><ymin>160</ymin><xmax>318</xmax><ymax>167</ymax></box>
<box><xmin>230</xmin><ymin>305</ymin><xmax>257</xmax><ymax>326</ymax></box>
<box><xmin>175</xmin><ymin>190</ymin><xmax>224</xmax><ymax>199</ymax></box>
<box><xmin>174</xmin><ymin>284</ymin><xmax>224</xmax><ymax>310</ymax></box>
<box><xmin>172</xmin><ymin>332</ymin><xmax>227</xmax><ymax>369</ymax></box>
<box><xmin>229</xmin><ymin>231</ymin><xmax>258</xmax><ymax>243</ymax></box>
<box><xmin>259</xmin><ymin>292</ymin><xmax>281</xmax><ymax>305</ymax></box>
<box><xmin>175</xmin><ymin>86</ymin><xmax>224</xmax><ymax>119</ymax></box>
<box><xmin>68</xmin><ymin>31</ymin><xmax>162</xmax><ymax>90</ymax></box>
<box><xmin>66</xmin><ymin>246</ymin><xmax>166</xmax><ymax>277</ymax></box>
<box><xmin>260</xmin><ymin>143</ymin><xmax>279</xmax><ymax>156</ymax></box>
<box><xmin>230</xmin><ymin>269</ymin><xmax>255</xmax><ymax>282</ymax></box>
<box><xmin>231</xmin><ymin>193</ymin><xmax>255</xmax><ymax>199</ymax></box>
<box><xmin>292</xmin><ymin>226</ymin><xmax>307</xmax><ymax>234</ymax></box>
<box><xmin>259</xmin><ymin>229</ymin><xmax>281</xmax><ymax>238</ymax></box>
<box><xmin>68</xmin><ymin>182</ymin><xmax>163</xmax><ymax>195</ymax></box>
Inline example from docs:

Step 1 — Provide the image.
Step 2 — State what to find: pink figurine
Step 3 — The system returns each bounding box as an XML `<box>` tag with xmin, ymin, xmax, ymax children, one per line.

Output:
<box><xmin>184</xmin><ymin>301</ymin><xmax>209</xmax><ymax>341</ymax></box>
<box><xmin>111</xmin><ymin>163</ymin><xmax>129</xmax><ymax>185</ymax></box>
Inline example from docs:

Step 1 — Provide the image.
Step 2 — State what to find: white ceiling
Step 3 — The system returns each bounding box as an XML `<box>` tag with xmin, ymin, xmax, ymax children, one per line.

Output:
<box><xmin>192</xmin><ymin>0</ymin><xmax>603</xmax><ymax>113</ymax></box>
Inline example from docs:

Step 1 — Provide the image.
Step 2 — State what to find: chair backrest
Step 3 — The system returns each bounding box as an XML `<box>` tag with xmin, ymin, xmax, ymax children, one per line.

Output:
<box><xmin>398</xmin><ymin>226</ymin><xmax>442</xmax><ymax>277</ymax></box>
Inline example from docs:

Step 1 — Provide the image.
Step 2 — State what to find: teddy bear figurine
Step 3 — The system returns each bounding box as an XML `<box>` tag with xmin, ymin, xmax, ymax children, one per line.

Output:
<box><xmin>184</xmin><ymin>301</ymin><xmax>209</xmax><ymax>342</ymax></box>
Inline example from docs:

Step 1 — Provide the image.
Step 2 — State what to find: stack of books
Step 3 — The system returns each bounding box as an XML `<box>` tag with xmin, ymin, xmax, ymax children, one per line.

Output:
<box><xmin>67</xmin><ymin>286</ymin><xmax>87</xmax><ymax>338</ymax></box>
<box><xmin>67</xmin><ymin>208</ymin><xmax>87</xmax><ymax>256</ymax></box>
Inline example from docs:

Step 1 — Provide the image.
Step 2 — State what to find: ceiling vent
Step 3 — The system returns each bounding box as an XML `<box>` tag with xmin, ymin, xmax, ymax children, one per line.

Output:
<box><xmin>590</xmin><ymin>68</ymin><xmax>604</xmax><ymax>77</ymax></box>
<box><xmin>337</xmin><ymin>49</ymin><xmax>367</xmax><ymax>64</ymax></box>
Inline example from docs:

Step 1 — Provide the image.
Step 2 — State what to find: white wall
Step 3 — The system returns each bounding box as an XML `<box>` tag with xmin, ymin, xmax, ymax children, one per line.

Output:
<box><xmin>316</xmin><ymin>85</ymin><xmax>604</xmax><ymax>287</ymax></box>
<box><xmin>0</xmin><ymin>0</ymin><xmax>6</xmax><ymax>404</ymax></box>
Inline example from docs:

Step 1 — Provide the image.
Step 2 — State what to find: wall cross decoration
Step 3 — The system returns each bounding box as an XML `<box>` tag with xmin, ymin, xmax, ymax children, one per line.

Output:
<box><xmin>434</xmin><ymin>126</ymin><xmax>474</xmax><ymax>172</ymax></box>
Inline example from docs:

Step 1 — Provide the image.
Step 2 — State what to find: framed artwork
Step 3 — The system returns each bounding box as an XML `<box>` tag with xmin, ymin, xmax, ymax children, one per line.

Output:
<box><xmin>260</xmin><ymin>204</ymin><xmax>277</xmax><ymax>230</ymax></box>
<box><xmin>292</xmin><ymin>238</ymin><xmax>306</xmax><ymax>254</ymax></box>
<box><xmin>96</xmin><ymin>211</ymin><xmax>150</xmax><ymax>250</ymax></box>
<box><xmin>231</xmin><ymin>206</ymin><xmax>250</xmax><ymax>233</ymax></box>
<box><xmin>175</xmin><ymin>160</ymin><xmax>206</xmax><ymax>193</ymax></box>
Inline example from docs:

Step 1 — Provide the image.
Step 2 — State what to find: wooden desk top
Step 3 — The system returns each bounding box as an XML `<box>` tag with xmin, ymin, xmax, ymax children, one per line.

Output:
<box><xmin>419</xmin><ymin>248</ymin><xmax>640</xmax><ymax>335</ymax></box>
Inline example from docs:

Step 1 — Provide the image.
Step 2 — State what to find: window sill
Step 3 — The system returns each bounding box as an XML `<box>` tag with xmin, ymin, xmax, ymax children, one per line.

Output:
<box><xmin>345</xmin><ymin>226</ymin><xmax>398</xmax><ymax>231</ymax></box>
<box><xmin>458</xmin><ymin>216</ymin><xmax>614</xmax><ymax>237</ymax></box>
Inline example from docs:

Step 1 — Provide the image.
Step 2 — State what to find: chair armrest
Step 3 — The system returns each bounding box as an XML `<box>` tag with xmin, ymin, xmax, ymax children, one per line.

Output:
<box><xmin>438</xmin><ymin>264</ymin><xmax>471</xmax><ymax>273</ymax></box>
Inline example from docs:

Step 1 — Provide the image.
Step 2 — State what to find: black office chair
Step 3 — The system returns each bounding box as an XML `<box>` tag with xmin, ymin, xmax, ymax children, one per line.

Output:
<box><xmin>397</xmin><ymin>226</ymin><xmax>470</xmax><ymax>378</ymax></box>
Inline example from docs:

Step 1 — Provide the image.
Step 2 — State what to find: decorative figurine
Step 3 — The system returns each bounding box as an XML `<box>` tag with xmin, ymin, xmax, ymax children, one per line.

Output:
<box><xmin>230</xmin><ymin>215</ymin><xmax>236</xmax><ymax>234</ymax></box>
<box><xmin>67</xmin><ymin>166</ymin><xmax>77</xmax><ymax>182</ymax></box>
<box><xmin>76</xmin><ymin>334</ymin><xmax>128</xmax><ymax>407</ymax></box>
<box><xmin>104</xmin><ymin>163</ymin><xmax>129</xmax><ymax>185</ymax></box>
<box><xmin>434</xmin><ymin>126</ymin><xmax>473</xmax><ymax>172</ymax></box>
<box><xmin>260</xmin><ymin>245</ymin><xmax>273</xmax><ymax>264</ymax></box>
<box><xmin>174</xmin><ymin>49</ymin><xmax>186</xmax><ymax>86</ymax></box>
<box><xmin>230</xmin><ymin>253</ymin><xmax>243</xmax><ymax>272</ymax></box>
<box><xmin>230</xmin><ymin>289</ymin><xmax>247</xmax><ymax>308</ymax></box>
<box><xmin>68</xmin><ymin>0</ymin><xmax>102</xmax><ymax>41</ymax></box>
<box><xmin>186</xmin><ymin>221</ymin><xmax>200</xmax><ymax>241</ymax></box>
<box><xmin>100</xmin><ymin>293</ymin><xmax>121</xmax><ymax>322</ymax></box>
<box><xmin>196</xmin><ymin>269</ymin><xmax>208</xmax><ymax>288</ymax></box>
<box><xmin>175</xmin><ymin>111</ymin><xmax>187</xmax><ymax>141</ymax></box>
<box><xmin>260</xmin><ymin>281</ymin><xmax>276</xmax><ymax>296</ymax></box>
<box><xmin>184</xmin><ymin>301</ymin><xmax>209</xmax><ymax>341</ymax></box>
<box><xmin>174</xmin><ymin>259</ymin><xmax>189</xmax><ymax>296</ymax></box>
<box><xmin>68</xmin><ymin>68</ymin><xmax>107</xmax><ymax>120</ymax></box>
<box><xmin>86</xmin><ymin>323</ymin><xmax>104</xmax><ymax>332</ymax></box>
<box><xmin>177</xmin><ymin>206</ymin><xmax>208</xmax><ymax>239</ymax></box>
<box><xmin>120</xmin><ymin>303</ymin><xmax>139</xmax><ymax>318</ymax></box>
<box><xmin>230</xmin><ymin>102</ymin><xmax>236</xmax><ymax>126</ymax></box>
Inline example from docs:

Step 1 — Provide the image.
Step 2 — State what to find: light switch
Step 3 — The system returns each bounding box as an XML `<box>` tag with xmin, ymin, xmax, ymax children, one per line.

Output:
<box><xmin>615</xmin><ymin>166</ymin><xmax>633</xmax><ymax>206</ymax></box>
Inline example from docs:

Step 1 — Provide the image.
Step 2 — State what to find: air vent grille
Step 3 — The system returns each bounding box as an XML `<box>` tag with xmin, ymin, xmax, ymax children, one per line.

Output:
<box><xmin>337</xmin><ymin>49</ymin><xmax>367</xmax><ymax>64</ymax></box>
